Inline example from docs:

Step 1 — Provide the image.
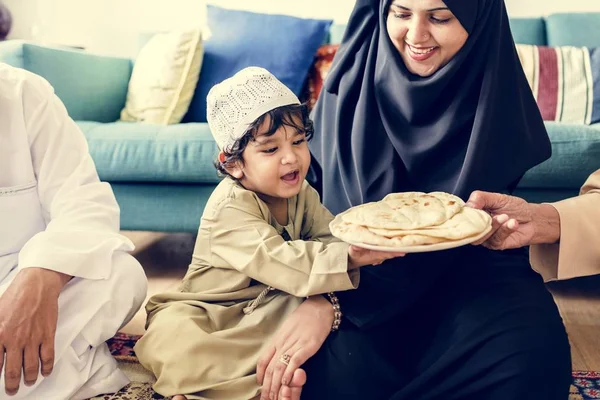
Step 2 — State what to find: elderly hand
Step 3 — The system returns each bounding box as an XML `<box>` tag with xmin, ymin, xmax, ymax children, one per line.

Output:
<box><xmin>0</xmin><ymin>268</ymin><xmax>70</xmax><ymax>396</ymax></box>
<box><xmin>466</xmin><ymin>191</ymin><xmax>561</xmax><ymax>250</ymax></box>
<box><xmin>257</xmin><ymin>295</ymin><xmax>332</xmax><ymax>400</ymax></box>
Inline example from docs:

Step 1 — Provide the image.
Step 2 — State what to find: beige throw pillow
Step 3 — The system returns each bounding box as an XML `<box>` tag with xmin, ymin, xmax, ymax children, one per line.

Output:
<box><xmin>120</xmin><ymin>29</ymin><xmax>203</xmax><ymax>125</ymax></box>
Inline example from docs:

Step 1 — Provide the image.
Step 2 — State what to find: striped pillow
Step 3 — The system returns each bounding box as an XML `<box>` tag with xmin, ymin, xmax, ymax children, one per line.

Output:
<box><xmin>516</xmin><ymin>44</ymin><xmax>600</xmax><ymax>124</ymax></box>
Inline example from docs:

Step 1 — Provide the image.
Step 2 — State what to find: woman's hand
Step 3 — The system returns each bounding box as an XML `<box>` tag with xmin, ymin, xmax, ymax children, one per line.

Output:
<box><xmin>257</xmin><ymin>295</ymin><xmax>333</xmax><ymax>400</ymax></box>
<box><xmin>348</xmin><ymin>245</ymin><xmax>405</xmax><ymax>269</ymax></box>
<box><xmin>467</xmin><ymin>190</ymin><xmax>561</xmax><ymax>249</ymax></box>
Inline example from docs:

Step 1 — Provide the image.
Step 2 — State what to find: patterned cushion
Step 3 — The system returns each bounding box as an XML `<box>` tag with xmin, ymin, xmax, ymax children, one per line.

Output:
<box><xmin>516</xmin><ymin>44</ymin><xmax>600</xmax><ymax>124</ymax></box>
<box><xmin>303</xmin><ymin>44</ymin><xmax>339</xmax><ymax>110</ymax></box>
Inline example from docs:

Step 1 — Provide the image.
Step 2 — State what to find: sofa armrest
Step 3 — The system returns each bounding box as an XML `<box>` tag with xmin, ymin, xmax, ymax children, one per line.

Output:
<box><xmin>0</xmin><ymin>40</ymin><xmax>26</xmax><ymax>68</ymax></box>
<box><xmin>21</xmin><ymin>43</ymin><xmax>133</xmax><ymax>123</ymax></box>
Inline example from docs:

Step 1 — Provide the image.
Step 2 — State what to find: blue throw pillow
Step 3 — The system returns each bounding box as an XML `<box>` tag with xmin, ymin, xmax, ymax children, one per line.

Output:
<box><xmin>183</xmin><ymin>6</ymin><xmax>333</xmax><ymax>122</ymax></box>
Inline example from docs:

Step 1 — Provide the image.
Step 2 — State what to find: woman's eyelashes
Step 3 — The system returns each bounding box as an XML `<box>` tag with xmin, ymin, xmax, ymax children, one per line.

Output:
<box><xmin>431</xmin><ymin>16</ymin><xmax>451</xmax><ymax>24</ymax></box>
<box><xmin>392</xmin><ymin>12</ymin><xmax>452</xmax><ymax>24</ymax></box>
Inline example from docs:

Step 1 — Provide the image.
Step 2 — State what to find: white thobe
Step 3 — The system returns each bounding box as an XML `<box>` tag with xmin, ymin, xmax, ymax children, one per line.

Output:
<box><xmin>0</xmin><ymin>64</ymin><xmax>147</xmax><ymax>399</ymax></box>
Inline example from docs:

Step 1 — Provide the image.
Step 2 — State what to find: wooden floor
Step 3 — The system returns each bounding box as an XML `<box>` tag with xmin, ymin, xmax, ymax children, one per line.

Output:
<box><xmin>121</xmin><ymin>231</ymin><xmax>600</xmax><ymax>371</ymax></box>
<box><xmin>548</xmin><ymin>277</ymin><xmax>600</xmax><ymax>370</ymax></box>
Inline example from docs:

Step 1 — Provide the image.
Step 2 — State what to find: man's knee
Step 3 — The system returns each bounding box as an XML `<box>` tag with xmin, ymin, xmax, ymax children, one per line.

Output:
<box><xmin>74</xmin><ymin>252</ymin><xmax>147</xmax><ymax>332</ymax></box>
<box><xmin>108</xmin><ymin>252</ymin><xmax>147</xmax><ymax>307</ymax></box>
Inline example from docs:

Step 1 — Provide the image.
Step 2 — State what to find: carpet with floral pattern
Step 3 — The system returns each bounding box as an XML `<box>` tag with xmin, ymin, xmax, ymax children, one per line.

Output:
<box><xmin>89</xmin><ymin>333</ymin><xmax>600</xmax><ymax>400</ymax></box>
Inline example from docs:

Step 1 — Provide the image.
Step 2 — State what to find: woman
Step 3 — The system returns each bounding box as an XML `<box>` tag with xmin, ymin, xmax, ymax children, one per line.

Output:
<box><xmin>257</xmin><ymin>0</ymin><xmax>572</xmax><ymax>399</ymax></box>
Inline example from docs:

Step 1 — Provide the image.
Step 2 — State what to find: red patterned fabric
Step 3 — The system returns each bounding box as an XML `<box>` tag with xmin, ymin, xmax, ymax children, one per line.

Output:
<box><xmin>536</xmin><ymin>46</ymin><xmax>559</xmax><ymax>121</ymax></box>
<box><xmin>107</xmin><ymin>332</ymin><xmax>141</xmax><ymax>362</ymax></box>
<box><xmin>302</xmin><ymin>44</ymin><xmax>339</xmax><ymax>110</ymax></box>
<box><xmin>516</xmin><ymin>44</ymin><xmax>600</xmax><ymax>124</ymax></box>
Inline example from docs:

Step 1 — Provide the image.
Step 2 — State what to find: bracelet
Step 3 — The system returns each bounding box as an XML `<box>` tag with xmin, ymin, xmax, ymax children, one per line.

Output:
<box><xmin>326</xmin><ymin>292</ymin><xmax>342</xmax><ymax>331</ymax></box>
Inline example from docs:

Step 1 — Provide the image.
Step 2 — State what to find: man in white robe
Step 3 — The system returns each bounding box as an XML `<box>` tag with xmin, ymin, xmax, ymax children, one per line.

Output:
<box><xmin>0</xmin><ymin>64</ymin><xmax>147</xmax><ymax>399</ymax></box>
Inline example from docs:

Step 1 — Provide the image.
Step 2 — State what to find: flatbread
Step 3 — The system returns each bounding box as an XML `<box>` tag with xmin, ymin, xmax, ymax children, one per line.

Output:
<box><xmin>341</xmin><ymin>192</ymin><xmax>463</xmax><ymax>230</ymax></box>
<box><xmin>330</xmin><ymin>191</ymin><xmax>492</xmax><ymax>252</ymax></box>
<box><xmin>382</xmin><ymin>191</ymin><xmax>465</xmax><ymax>220</ymax></box>
<box><xmin>330</xmin><ymin>217</ymin><xmax>449</xmax><ymax>247</ymax></box>
<box><xmin>368</xmin><ymin>207</ymin><xmax>491</xmax><ymax>240</ymax></box>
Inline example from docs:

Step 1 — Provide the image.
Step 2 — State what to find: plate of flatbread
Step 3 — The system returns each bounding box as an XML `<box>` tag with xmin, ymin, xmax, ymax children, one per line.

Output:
<box><xmin>329</xmin><ymin>192</ymin><xmax>492</xmax><ymax>253</ymax></box>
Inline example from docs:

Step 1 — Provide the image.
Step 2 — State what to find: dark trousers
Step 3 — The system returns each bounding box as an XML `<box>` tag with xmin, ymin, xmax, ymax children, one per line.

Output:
<box><xmin>302</xmin><ymin>250</ymin><xmax>572</xmax><ymax>400</ymax></box>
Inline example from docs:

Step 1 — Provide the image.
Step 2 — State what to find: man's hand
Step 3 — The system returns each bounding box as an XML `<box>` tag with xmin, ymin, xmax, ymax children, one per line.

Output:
<box><xmin>466</xmin><ymin>191</ymin><xmax>561</xmax><ymax>250</ymax></box>
<box><xmin>0</xmin><ymin>268</ymin><xmax>70</xmax><ymax>396</ymax></box>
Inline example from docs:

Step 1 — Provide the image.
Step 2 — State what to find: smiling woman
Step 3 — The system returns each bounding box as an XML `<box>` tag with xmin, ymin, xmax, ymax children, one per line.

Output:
<box><xmin>290</xmin><ymin>0</ymin><xmax>573</xmax><ymax>398</ymax></box>
<box><xmin>386</xmin><ymin>0</ymin><xmax>468</xmax><ymax>76</ymax></box>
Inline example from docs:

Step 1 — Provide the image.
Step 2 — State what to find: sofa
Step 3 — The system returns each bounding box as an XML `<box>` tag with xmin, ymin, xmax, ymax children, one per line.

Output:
<box><xmin>0</xmin><ymin>12</ymin><xmax>598</xmax><ymax>233</ymax></box>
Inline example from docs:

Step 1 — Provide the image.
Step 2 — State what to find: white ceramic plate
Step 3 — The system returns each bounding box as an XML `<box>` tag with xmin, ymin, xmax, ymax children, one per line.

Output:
<box><xmin>330</xmin><ymin>212</ymin><xmax>493</xmax><ymax>253</ymax></box>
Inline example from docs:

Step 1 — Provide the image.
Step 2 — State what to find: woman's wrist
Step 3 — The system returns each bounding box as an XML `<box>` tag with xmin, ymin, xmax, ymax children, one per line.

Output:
<box><xmin>531</xmin><ymin>203</ymin><xmax>561</xmax><ymax>245</ymax></box>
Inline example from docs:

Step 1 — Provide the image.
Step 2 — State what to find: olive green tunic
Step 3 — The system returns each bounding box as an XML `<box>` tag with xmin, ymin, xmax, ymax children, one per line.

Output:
<box><xmin>135</xmin><ymin>178</ymin><xmax>359</xmax><ymax>399</ymax></box>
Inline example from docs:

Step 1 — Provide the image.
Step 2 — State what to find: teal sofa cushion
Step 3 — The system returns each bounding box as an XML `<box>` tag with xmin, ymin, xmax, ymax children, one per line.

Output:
<box><xmin>513</xmin><ymin>188</ymin><xmax>579</xmax><ymax>204</ymax></box>
<box><xmin>509</xmin><ymin>17</ymin><xmax>547</xmax><ymax>45</ymax></box>
<box><xmin>112</xmin><ymin>183</ymin><xmax>215</xmax><ymax>232</ymax></box>
<box><xmin>0</xmin><ymin>40</ymin><xmax>25</xmax><ymax>68</ymax></box>
<box><xmin>519</xmin><ymin>122</ymin><xmax>600</xmax><ymax>189</ymax></box>
<box><xmin>546</xmin><ymin>13</ymin><xmax>600</xmax><ymax>47</ymax></box>
<box><xmin>23</xmin><ymin>44</ymin><xmax>132</xmax><ymax>122</ymax></box>
<box><xmin>77</xmin><ymin>121</ymin><xmax>220</xmax><ymax>183</ymax></box>
<box><xmin>329</xmin><ymin>24</ymin><xmax>347</xmax><ymax>45</ymax></box>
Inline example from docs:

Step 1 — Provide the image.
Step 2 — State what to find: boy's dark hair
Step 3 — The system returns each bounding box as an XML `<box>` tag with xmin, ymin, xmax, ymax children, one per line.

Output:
<box><xmin>214</xmin><ymin>103</ymin><xmax>314</xmax><ymax>179</ymax></box>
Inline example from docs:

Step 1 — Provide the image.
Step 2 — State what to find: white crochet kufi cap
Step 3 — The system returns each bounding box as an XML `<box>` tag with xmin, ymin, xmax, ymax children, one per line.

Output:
<box><xmin>207</xmin><ymin>67</ymin><xmax>301</xmax><ymax>152</ymax></box>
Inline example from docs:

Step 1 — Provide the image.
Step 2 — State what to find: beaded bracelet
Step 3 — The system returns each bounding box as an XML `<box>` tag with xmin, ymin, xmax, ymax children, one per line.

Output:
<box><xmin>326</xmin><ymin>292</ymin><xmax>342</xmax><ymax>331</ymax></box>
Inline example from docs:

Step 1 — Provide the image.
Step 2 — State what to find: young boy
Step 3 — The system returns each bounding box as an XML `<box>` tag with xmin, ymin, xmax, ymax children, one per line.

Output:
<box><xmin>134</xmin><ymin>67</ymin><xmax>403</xmax><ymax>400</ymax></box>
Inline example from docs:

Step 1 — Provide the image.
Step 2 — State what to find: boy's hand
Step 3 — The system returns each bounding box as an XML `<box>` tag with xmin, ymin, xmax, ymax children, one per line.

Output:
<box><xmin>348</xmin><ymin>245</ymin><xmax>405</xmax><ymax>269</ymax></box>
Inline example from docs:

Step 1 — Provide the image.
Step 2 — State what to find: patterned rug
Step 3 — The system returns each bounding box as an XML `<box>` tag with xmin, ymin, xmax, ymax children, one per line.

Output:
<box><xmin>94</xmin><ymin>333</ymin><xmax>600</xmax><ymax>400</ymax></box>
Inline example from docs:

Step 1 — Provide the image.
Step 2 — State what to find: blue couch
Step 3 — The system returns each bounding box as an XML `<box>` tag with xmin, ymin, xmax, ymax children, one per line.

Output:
<box><xmin>0</xmin><ymin>13</ymin><xmax>598</xmax><ymax>233</ymax></box>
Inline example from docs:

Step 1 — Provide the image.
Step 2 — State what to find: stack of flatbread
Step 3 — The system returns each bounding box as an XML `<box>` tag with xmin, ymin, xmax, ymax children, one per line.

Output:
<box><xmin>330</xmin><ymin>192</ymin><xmax>492</xmax><ymax>251</ymax></box>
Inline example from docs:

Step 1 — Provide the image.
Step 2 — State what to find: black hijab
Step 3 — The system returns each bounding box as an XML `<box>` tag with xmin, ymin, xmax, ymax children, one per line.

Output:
<box><xmin>309</xmin><ymin>0</ymin><xmax>551</xmax><ymax>215</ymax></box>
<box><xmin>308</xmin><ymin>0</ymin><xmax>550</xmax><ymax>327</ymax></box>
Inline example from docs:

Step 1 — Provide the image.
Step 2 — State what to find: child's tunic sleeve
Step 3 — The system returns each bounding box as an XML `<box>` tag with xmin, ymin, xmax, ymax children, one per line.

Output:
<box><xmin>205</xmin><ymin>187</ymin><xmax>359</xmax><ymax>298</ymax></box>
<box><xmin>300</xmin><ymin>184</ymin><xmax>343</xmax><ymax>245</ymax></box>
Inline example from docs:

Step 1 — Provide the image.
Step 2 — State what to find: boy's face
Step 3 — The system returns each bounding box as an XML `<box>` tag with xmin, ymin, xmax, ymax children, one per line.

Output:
<box><xmin>229</xmin><ymin>114</ymin><xmax>311</xmax><ymax>204</ymax></box>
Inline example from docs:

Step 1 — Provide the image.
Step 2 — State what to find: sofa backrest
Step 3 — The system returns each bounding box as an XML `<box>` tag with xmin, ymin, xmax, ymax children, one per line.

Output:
<box><xmin>20</xmin><ymin>44</ymin><xmax>133</xmax><ymax>123</ymax></box>
<box><xmin>0</xmin><ymin>40</ymin><xmax>26</xmax><ymax>69</ymax></box>
<box><xmin>509</xmin><ymin>18</ymin><xmax>547</xmax><ymax>45</ymax></box>
<box><xmin>546</xmin><ymin>13</ymin><xmax>600</xmax><ymax>47</ymax></box>
<box><xmin>328</xmin><ymin>13</ymin><xmax>600</xmax><ymax>47</ymax></box>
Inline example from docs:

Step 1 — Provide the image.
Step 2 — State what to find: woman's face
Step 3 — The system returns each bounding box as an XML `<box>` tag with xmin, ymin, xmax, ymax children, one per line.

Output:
<box><xmin>386</xmin><ymin>0</ymin><xmax>468</xmax><ymax>77</ymax></box>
